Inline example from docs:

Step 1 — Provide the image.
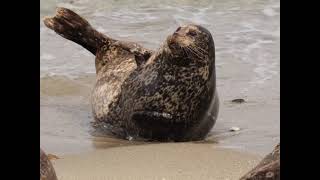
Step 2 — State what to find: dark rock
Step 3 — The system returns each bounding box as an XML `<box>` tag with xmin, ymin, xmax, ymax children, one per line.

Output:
<box><xmin>240</xmin><ymin>143</ymin><xmax>280</xmax><ymax>180</ymax></box>
<box><xmin>231</xmin><ymin>99</ymin><xmax>245</xmax><ymax>103</ymax></box>
<box><xmin>40</xmin><ymin>148</ymin><xmax>58</xmax><ymax>180</ymax></box>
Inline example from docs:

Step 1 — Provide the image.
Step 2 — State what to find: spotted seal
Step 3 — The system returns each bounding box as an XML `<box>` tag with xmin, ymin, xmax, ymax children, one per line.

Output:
<box><xmin>43</xmin><ymin>7</ymin><xmax>219</xmax><ymax>141</ymax></box>
<box><xmin>40</xmin><ymin>148</ymin><xmax>58</xmax><ymax>180</ymax></box>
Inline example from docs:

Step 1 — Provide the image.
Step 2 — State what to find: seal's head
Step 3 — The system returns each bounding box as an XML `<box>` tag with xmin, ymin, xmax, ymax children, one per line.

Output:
<box><xmin>165</xmin><ymin>24</ymin><xmax>215</xmax><ymax>65</ymax></box>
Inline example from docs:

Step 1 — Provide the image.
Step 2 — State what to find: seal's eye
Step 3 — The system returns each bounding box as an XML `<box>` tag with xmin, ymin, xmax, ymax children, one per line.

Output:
<box><xmin>187</xmin><ymin>30</ymin><xmax>197</xmax><ymax>37</ymax></box>
<box><xmin>175</xmin><ymin>27</ymin><xmax>181</xmax><ymax>32</ymax></box>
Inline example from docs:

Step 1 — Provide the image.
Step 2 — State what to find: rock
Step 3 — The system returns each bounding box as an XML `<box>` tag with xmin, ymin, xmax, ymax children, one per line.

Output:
<box><xmin>230</xmin><ymin>127</ymin><xmax>241</xmax><ymax>131</ymax></box>
<box><xmin>240</xmin><ymin>143</ymin><xmax>280</xmax><ymax>180</ymax></box>
<box><xmin>231</xmin><ymin>99</ymin><xmax>245</xmax><ymax>103</ymax></box>
<box><xmin>40</xmin><ymin>148</ymin><xmax>58</xmax><ymax>180</ymax></box>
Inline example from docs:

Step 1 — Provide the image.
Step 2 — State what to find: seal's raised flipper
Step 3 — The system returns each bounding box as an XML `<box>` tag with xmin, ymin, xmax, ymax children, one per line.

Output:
<box><xmin>43</xmin><ymin>7</ymin><xmax>113</xmax><ymax>55</ymax></box>
<box><xmin>43</xmin><ymin>7</ymin><xmax>153</xmax><ymax>65</ymax></box>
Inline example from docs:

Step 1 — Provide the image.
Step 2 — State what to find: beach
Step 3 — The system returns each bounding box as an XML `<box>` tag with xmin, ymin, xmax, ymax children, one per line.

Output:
<box><xmin>40</xmin><ymin>0</ymin><xmax>280</xmax><ymax>179</ymax></box>
<box><xmin>51</xmin><ymin>143</ymin><xmax>260</xmax><ymax>180</ymax></box>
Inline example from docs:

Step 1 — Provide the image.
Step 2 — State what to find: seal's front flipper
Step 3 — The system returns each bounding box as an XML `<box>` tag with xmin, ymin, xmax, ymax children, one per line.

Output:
<box><xmin>43</xmin><ymin>7</ymin><xmax>114</xmax><ymax>55</ymax></box>
<box><xmin>113</xmin><ymin>41</ymin><xmax>153</xmax><ymax>66</ymax></box>
<box><xmin>131</xmin><ymin>111</ymin><xmax>187</xmax><ymax>141</ymax></box>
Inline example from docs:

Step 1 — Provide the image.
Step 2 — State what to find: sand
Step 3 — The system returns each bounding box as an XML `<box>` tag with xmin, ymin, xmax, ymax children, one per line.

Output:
<box><xmin>51</xmin><ymin>143</ymin><xmax>261</xmax><ymax>180</ymax></box>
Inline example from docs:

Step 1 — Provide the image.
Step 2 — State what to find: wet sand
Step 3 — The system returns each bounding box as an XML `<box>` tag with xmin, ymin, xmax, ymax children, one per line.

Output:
<box><xmin>40</xmin><ymin>75</ymin><xmax>274</xmax><ymax>179</ymax></box>
<box><xmin>40</xmin><ymin>75</ymin><xmax>279</xmax><ymax>156</ymax></box>
<box><xmin>51</xmin><ymin>143</ymin><xmax>260</xmax><ymax>180</ymax></box>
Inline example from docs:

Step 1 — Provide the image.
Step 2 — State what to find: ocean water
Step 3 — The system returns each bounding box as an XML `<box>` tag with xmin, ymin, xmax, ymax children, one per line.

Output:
<box><xmin>40</xmin><ymin>0</ymin><xmax>280</xmax><ymax>156</ymax></box>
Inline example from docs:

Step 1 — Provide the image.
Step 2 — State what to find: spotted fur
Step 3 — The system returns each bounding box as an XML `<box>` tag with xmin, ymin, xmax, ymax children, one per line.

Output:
<box><xmin>93</xmin><ymin>24</ymin><xmax>219</xmax><ymax>141</ymax></box>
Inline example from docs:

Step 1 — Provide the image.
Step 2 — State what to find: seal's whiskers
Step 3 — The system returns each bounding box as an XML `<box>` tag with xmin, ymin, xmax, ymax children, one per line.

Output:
<box><xmin>185</xmin><ymin>46</ymin><xmax>205</xmax><ymax>60</ymax></box>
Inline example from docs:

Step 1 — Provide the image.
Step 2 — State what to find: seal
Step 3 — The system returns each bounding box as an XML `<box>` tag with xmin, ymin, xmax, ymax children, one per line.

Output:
<box><xmin>43</xmin><ymin>7</ymin><xmax>219</xmax><ymax>141</ymax></box>
<box><xmin>240</xmin><ymin>143</ymin><xmax>280</xmax><ymax>180</ymax></box>
<box><xmin>40</xmin><ymin>148</ymin><xmax>58</xmax><ymax>180</ymax></box>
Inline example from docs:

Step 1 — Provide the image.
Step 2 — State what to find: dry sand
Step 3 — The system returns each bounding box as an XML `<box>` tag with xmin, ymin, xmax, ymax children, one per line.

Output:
<box><xmin>51</xmin><ymin>143</ymin><xmax>261</xmax><ymax>180</ymax></box>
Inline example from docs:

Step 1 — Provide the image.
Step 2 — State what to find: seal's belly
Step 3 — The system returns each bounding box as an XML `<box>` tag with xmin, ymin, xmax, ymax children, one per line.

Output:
<box><xmin>91</xmin><ymin>57</ymin><xmax>137</xmax><ymax>121</ymax></box>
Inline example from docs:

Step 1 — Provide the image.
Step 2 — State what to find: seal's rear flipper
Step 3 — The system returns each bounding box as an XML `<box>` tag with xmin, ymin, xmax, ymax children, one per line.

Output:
<box><xmin>43</xmin><ymin>7</ymin><xmax>114</xmax><ymax>55</ymax></box>
<box><xmin>43</xmin><ymin>7</ymin><xmax>153</xmax><ymax>66</ymax></box>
